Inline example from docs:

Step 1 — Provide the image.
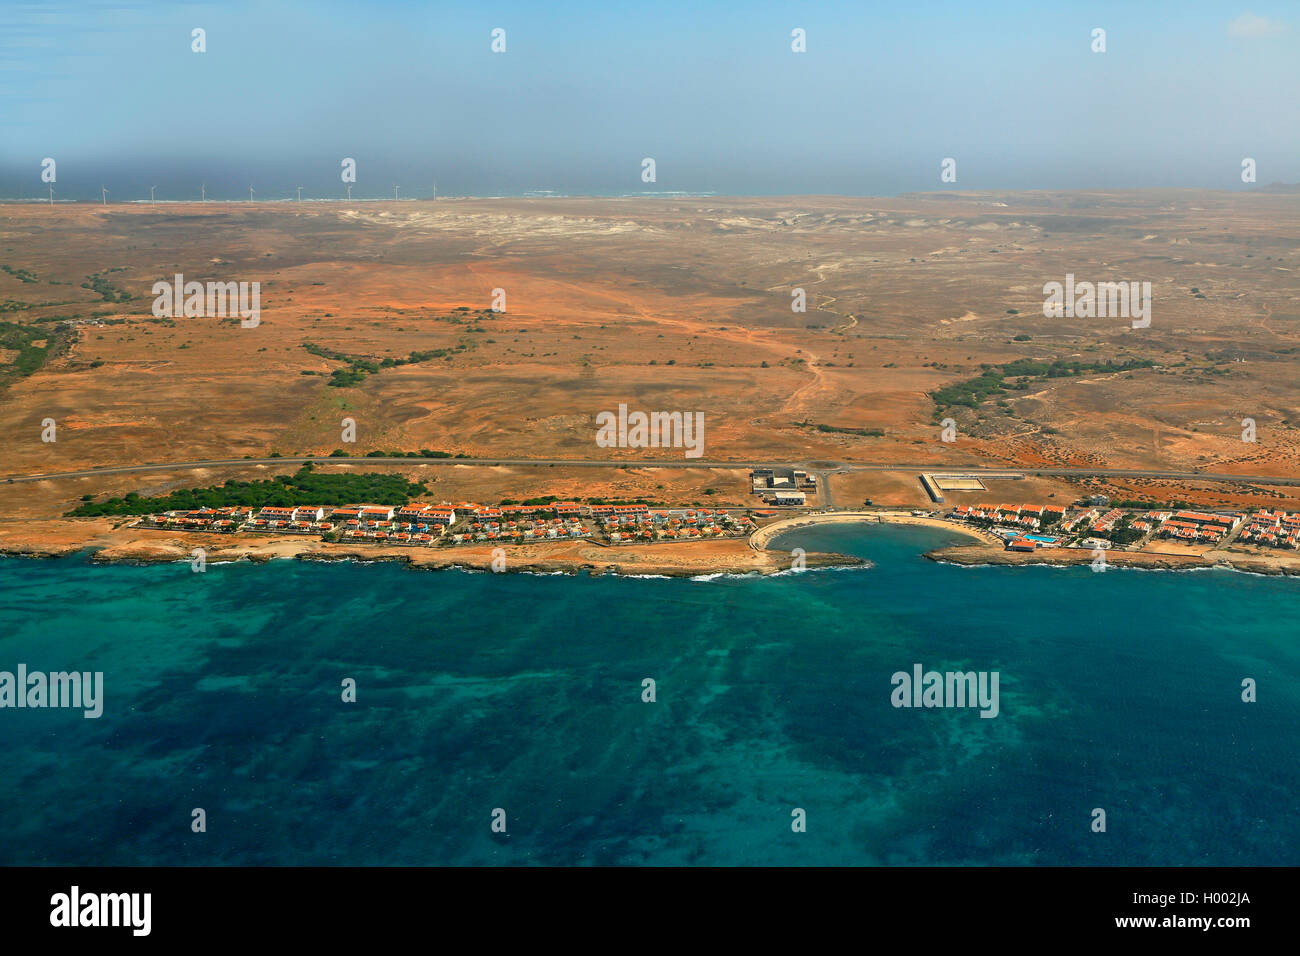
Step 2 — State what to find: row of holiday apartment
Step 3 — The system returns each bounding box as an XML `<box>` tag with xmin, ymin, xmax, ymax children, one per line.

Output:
<box><xmin>144</xmin><ymin>500</ymin><xmax>611</xmax><ymax>529</ymax></box>
<box><xmin>455</xmin><ymin>508</ymin><xmax>750</xmax><ymax>544</ymax></box>
<box><xmin>598</xmin><ymin>509</ymin><xmax>755</xmax><ymax>543</ymax></box>
<box><xmin>1124</xmin><ymin>509</ymin><xmax>1240</xmax><ymax>543</ymax></box>
<box><xmin>1123</xmin><ymin>508</ymin><xmax>1300</xmax><ymax>548</ymax></box>
<box><xmin>1238</xmin><ymin>510</ymin><xmax>1300</xmax><ymax>549</ymax></box>
<box><xmin>949</xmin><ymin>503</ymin><xmax>1070</xmax><ymax>552</ymax></box>
<box><xmin>950</xmin><ymin>503</ymin><xmax>1297</xmax><ymax>549</ymax></box>
<box><xmin>951</xmin><ymin>504</ymin><xmax>1068</xmax><ymax>531</ymax></box>
<box><xmin>136</xmin><ymin>501</ymin><xmax>754</xmax><ymax>545</ymax></box>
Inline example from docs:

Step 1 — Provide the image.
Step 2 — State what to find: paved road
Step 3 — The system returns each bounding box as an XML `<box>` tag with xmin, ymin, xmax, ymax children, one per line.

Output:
<box><xmin>3</xmin><ymin>456</ymin><xmax>1299</xmax><ymax>487</ymax></box>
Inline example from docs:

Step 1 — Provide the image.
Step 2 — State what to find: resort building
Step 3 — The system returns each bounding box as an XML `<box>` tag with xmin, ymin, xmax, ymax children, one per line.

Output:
<box><xmin>589</xmin><ymin>504</ymin><xmax>650</xmax><ymax>519</ymax></box>
<box><xmin>1061</xmin><ymin>511</ymin><xmax>1097</xmax><ymax>533</ymax></box>
<box><xmin>1170</xmin><ymin>510</ymin><xmax>1242</xmax><ymax>531</ymax></box>
<box><xmin>393</xmin><ymin>504</ymin><xmax>431</xmax><ymax>523</ymax></box>
<box><xmin>358</xmin><ymin>506</ymin><xmax>395</xmax><ymax>524</ymax></box>
<box><xmin>1240</xmin><ymin>510</ymin><xmax>1300</xmax><ymax>549</ymax></box>
<box><xmin>1091</xmin><ymin>509</ymin><xmax>1125</xmax><ymax>533</ymax></box>
<box><xmin>424</xmin><ymin>506</ymin><xmax>455</xmax><ymax>528</ymax></box>
<box><xmin>955</xmin><ymin>503</ymin><xmax>1068</xmax><ymax>528</ymax></box>
<box><xmin>1150</xmin><ymin>510</ymin><xmax>1241</xmax><ymax>543</ymax></box>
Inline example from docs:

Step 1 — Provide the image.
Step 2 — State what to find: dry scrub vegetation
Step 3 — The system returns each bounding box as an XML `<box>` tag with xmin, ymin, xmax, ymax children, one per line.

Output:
<box><xmin>1</xmin><ymin>190</ymin><xmax>1297</xmax><ymax>515</ymax></box>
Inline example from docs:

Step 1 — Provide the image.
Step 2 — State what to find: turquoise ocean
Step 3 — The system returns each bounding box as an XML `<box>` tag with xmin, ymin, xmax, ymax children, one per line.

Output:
<box><xmin>0</xmin><ymin>522</ymin><xmax>1296</xmax><ymax>866</ymax></box>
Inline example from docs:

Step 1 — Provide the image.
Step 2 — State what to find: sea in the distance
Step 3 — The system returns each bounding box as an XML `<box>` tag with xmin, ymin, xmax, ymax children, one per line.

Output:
<box><xmin>1</xmin><ymin>522</ymin><xmax>1296</xmax><ymax>866</ymax></box>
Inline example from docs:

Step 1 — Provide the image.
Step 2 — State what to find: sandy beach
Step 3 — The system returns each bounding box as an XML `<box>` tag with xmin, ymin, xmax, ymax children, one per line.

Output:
<box><xmin>749</xmin><ymin>510</ymin><xmax>986</xmax><ymax>550</ymax></box>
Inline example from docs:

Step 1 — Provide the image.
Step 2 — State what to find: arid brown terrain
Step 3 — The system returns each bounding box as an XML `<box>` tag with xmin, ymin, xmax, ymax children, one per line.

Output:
<box><xmin>1</xmin><ymin>190</ymin><xmax>1298</xmax><ymax>520</ymax></box>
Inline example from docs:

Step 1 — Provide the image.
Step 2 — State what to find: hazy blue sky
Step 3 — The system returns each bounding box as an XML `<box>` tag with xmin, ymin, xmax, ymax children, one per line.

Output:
<box><xmin>1</xmin><ymin>0</ymin><xmax>1297</xmax><ymax>199</ymax></box>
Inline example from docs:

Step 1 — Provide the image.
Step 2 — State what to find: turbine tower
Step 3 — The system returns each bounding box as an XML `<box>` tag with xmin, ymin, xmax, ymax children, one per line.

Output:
<box><xmin>394</xmin><ymin>185</ymin><xmax>399</xmax><ymax>201</ymax></box>
<box><xmin>201</xmin><ymin>183</ymin><xmax>206</xmax><ymax>202</ymax></box>
<box><xmin>100</xmin><ymin>186</ymin><xmax>108</xmax><ymax>205</ymax></box>
<box><xmin>296</xmin><ymin>186</ymin><xmax>302</xmax><ymax>201</ymax></box>
<box><xmin>150</xmin><ymin>185</ymin><xmax>156</xmax><ymax>203</ymax></box>
<box><xmin>48</xmin><ymin>183</ymin><xmax>53</xmax><ymax>205</ymax></box>
<box><xmin>346</xmin><ymin>184</ymin><xmax>352</xmax><ymax>200</ymax></box>
<box><xmin>249</xmin><ymin>185</ymin><xmax>254</xmax><ymax>202</ymax></box>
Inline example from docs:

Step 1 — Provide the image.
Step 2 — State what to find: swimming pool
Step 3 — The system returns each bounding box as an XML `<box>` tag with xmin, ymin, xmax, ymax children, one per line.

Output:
<box><xmin>992</xmin><ymin>529</ymin><xmax>1060</xmax><ymax>544</ymax></box>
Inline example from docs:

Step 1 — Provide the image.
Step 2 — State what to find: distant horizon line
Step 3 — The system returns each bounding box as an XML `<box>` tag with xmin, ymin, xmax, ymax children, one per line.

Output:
<box><xmin>1</xmin><ymin>184</ymin><xmax>1296</xmax><ymax>205</ymax></box>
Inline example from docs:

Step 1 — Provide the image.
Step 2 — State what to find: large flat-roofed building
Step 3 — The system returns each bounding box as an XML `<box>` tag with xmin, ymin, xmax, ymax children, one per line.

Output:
<box><xmin>919</xmin><ymin>474</ymin><xmax>945</xmax><ymax>503</ymax></box>
<box><xmin>933</xmin><ymin>476</ymin><xmax>986</xmax><ymax>492</ymax></box>
<box><xmin>751</xmin><ymin>467</ymin><xmax>816</xmax><ymax>496</ymax></box>
<box><xmin>773</xmin><ymin>490</ymin><xmax>806</xmax><ymax>506</ymax></box>
<box><xmin>752</xmin><ymin>467</ymin><xmax>797</xmax><ymax>492</ymax></box>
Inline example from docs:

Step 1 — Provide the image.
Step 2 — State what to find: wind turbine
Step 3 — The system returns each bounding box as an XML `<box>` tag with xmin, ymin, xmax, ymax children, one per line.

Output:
<box><xmin>249</xmin><ymin>185</ymin><xmax>255</xmax><ymax>202</ymax></box>
<box><xmin>100</xmin><ymin>185</ymin><xmax>108</xmax><ymax>205</ymax></box>
<box><xmin>150</xmin><ymin>185</ymin><xmax>156</xmax><ymax>203</ymax></box>
<box><xmin>394</xmin><ymin>184</ymin><xmax>399</xmax><ymax>201</ymax></box>
<box><xmin>48</xmin><ymin>183</ymin><xmax>53</xmax><ymax>204</ymax></box>
<box><xmin>201</xmin><ymin>183</ymin><xmax>206</xmax><ymax>202</ymax></box>
<box><xmin>432</xmin><ymin>180</ymin><xmax>437</xmax><ymax>199</ymax></box>
<box><xmin>346</xmin><ymin>184</ymin><xmax>352</xmax><ymax>200</ymax></box>
<box><xmin>296</xmin><ymin>186</ymin><xmax>302</xmax><ymax>201</ymax></box>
